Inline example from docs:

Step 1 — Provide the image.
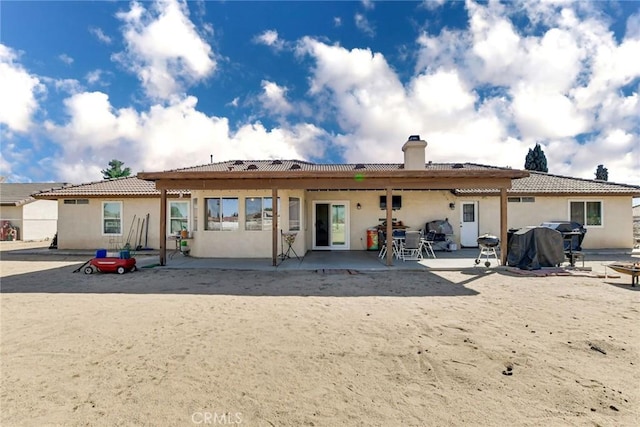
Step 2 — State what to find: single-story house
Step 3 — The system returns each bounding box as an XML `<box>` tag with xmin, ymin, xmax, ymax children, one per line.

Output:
<box><xmin>34</xmin><ymin>137</ymin><xmax>640</xmax><ymax>266</ymax></box>
<box><xmin>32</xmin><ymin>178</ymin><xmax>187</xmax><ymax>251</ymax></box>
<box><xmin>0</xmin><ymin>182</ymin><xmax>66</xmax><ymax>241</ymax></box>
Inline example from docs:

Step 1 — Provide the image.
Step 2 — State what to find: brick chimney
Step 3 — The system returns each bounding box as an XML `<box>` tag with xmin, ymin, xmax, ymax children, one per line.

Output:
<box><xmin>402</xmin><ymin>135</ymin><xmax>427</xmax><ymax>170</ymax></box>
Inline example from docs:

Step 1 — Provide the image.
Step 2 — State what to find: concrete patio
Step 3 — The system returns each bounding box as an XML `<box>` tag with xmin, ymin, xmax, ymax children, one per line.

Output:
<box><xmin>2</xmin><ymin>241</ymin><xmax>637</xmax><ymax>274</ymax></box>
<box><xmin>160</xmin><ymin>247</ymin><xmax>639</xmax><ymax>273</ymax></box>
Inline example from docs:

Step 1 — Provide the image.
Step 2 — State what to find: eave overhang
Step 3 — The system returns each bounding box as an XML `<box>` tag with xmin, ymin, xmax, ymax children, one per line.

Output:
<box><xmin>138</xmin><ymin>169</ymin><xmax>529</xmax><ymax>191</ymax></box>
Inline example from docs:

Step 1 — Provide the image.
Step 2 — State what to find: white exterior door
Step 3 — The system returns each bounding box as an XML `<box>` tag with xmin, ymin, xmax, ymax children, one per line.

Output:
<box><xmin>460</xmin><ymin>201</ymin><xmax>479</xmax><ymax>247</ymax></box>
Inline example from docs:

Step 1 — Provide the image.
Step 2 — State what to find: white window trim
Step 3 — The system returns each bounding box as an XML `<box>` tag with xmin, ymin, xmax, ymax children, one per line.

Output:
<box><xmin>245</xmin><ymin>196</ymin><xmax>281</xmax><ymax>231</ymax></box>
<box><xmin>168</xmin><ymin>200</ymin><xmax>190</xmax><ymax>235</ymax></box>
<box><xmin>289</xmin><ymin>197</ymin><xmax>301</xmax><ymax>231</ymax></box>
<box><xmin>568</xmin><ymin>199</ymin><xmax>604</xmax><ymax>228</ymax></box>
<box><xmin>102</xmin><ymin>201</ymin><xmax>123</xmax><ymax>236</ymax></box>
<box><xmin>205</xmin><ymin>197</ymin><xmax>240</xmax><ymax>232</ymax></box>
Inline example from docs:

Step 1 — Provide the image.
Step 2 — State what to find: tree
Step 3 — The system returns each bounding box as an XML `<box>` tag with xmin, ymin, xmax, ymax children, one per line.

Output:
<box><xmin>102</xmin><ymin>159</ymin><xmax>131</xmax><ymax>179</ymax></box>
<box><xmin>595</xmin><ymin>164</ymin><xmax>608</xmax><ymax>181</ymax></box>
<box><xmin>524</xmin><ymin>143</ymin><xmax>548</xmax><ymax>172</ymax></box>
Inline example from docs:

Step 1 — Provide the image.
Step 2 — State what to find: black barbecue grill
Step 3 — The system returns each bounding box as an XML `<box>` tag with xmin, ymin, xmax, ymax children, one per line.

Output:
<box><xmin>540</xmin><ymin>221</ymin><xmax>587</xmax><ymax>251</ymax></box>
<box><xmin>541</xmin><ymin>221</ymin><xmax>587</xmax><ymax>267</ymax></box>
<box><xmin>475</xmin><ymin>234</ymin><xmax>500</xmax><ymax>267</ymax></box>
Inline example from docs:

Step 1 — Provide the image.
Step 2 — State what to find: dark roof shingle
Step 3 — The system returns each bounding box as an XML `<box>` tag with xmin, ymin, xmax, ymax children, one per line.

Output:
<box><xmin>0</xmin><ymin>183</ymin><xmax>68</xmax><ymax>205</ymax></box>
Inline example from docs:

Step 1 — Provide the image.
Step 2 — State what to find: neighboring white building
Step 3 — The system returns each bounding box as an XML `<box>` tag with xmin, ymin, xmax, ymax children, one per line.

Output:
<box><xmin>0</xmin><ymin>183</ymin><xmax>66</xmax><ymax>241</ymax></box>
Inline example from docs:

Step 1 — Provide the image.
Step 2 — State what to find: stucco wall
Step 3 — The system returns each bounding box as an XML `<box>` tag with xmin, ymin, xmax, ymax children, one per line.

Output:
<box><xmin>188</xmin><ymin>189</ymin><xmax>306</xmax><ymax>258</ymax></box>
<box><xmin>54</xmin><ymin>191</ymin><xmax>636</xmax><ymax>254</ymax></box>
<box><xmin>57</xmin><ymin>198</ymin><xmax>162</xmax><ymax>250</ymax></box>
<box><xmin>475</xmin><ymin>195</ymin><xmax>634</xmax><ymax>249</ymax></box>
<box><xmin>305</xmin><ymin>190</ymin><xmax>459</xmax><ymax>251</ymax></box>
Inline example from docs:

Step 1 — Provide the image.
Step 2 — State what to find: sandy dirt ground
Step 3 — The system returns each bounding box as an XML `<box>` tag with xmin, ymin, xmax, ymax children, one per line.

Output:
<box><xmin>1</xmin><ymin>242</ymin><xmax>639</xmax><ymax>426</ymax></box>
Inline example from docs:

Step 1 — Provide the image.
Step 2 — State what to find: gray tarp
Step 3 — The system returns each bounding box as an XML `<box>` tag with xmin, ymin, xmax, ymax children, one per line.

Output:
<box><xmin>506</xmin><ymin>227</ymin><xmax>565</xmax><ymax>270</ymax></box>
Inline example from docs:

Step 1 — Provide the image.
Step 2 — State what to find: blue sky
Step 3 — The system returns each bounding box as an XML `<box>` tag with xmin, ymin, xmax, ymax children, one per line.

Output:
<box><xmin>1</xmin><ymin>0</ymin><xmax>639</xmax><ymax>187</ymax></box>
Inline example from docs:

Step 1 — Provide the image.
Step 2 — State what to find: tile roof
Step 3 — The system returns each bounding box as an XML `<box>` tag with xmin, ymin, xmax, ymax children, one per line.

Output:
<box><xmin>31</xmin><ymin>163</ymin><xmax>640</xmax><ymax>198</ymax></box>
<box><xmin>32</xmin><ymin>176</ymin><xmax>188</xmax><ymax>198</ymax></box>
<box><xmin>456</xmin><ymin>171</ymin><xmax>640</xmax><ymax>196</ymax></box>
<box><xmin>0</xmin><ymin>183</ymin><xmax>68</xmax><ymax>205</ymax></box>
<box><xmin>170</xmin><ymin>160</ymin><xmax>502</xmax><ymax>173</ymax></box>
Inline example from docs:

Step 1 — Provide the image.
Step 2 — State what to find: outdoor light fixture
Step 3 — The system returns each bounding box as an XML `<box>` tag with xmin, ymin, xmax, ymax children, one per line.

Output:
<box><xmin>449</xmin><ymin>202</ymin><xmax>455</xmax><ymax>210</ymax></box>
<box><xmin>356</xmin><ymin>203</ymin><xmax>362</xmax><ymax>210</ymax></box>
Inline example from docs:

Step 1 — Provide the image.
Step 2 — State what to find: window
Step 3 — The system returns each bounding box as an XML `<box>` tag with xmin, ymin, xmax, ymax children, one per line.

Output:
<box><xmin>192</xmin><ymin>199</ymin><xmax>198</xmax><ymax>232</ymax></box>
<box><xmin>205</xmin><ymin>198</ymin><xmax>239</xmax><ymax>231</ymax></box>
<box><xmin>379</xmin><ymin>195</ymin><xmax>402</xmax><ymax>210</ymax></box>
<box><xmin>64</xmin><ymin>199</ymin><xmax>89</xmax><ymax>205</ymax></box>
<box><xmin>289</xmin><ymin>197</ymin><xmax>301</xmax><ymax>231</ymax></box>
<box><xmin>508</xmin><ymin>197</ymin><xmax>536</xmax><ymax>203</ymax></box>
<box><xmin>245</xmin><ymin>197</ymin><xmax>280</xmax><ymax>231</ymax></box>
<box><xmin>169</xmin><ymin>201</ymin><xmax>189</xmax><ymax>234</ymax></box>
<box><xmin>463</xmin><ymin>204</ymin><xmax>475</xmax><ymax>222</ymax></box>
<box><xmin>102</xmin><ymin>201</ymin><xmax>122</xmax><ymax>235</ymax></box>
<box><xmin>570</xmin><ymin>201</ymin><xmax>602</xmax><ymax>226</ymax></box>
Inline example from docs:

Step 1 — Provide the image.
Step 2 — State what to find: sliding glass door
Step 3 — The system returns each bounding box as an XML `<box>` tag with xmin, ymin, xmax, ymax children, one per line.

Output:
<box><xmin>313</xmin><ymin>201</ymin><xmax>349</xmax><ymax>250</ymax></box>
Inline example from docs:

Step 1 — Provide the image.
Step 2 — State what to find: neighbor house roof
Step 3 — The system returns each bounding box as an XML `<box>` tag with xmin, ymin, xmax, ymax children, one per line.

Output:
<box><xmin>456</xmin><ymin>171</ymin><xmax>640</xmax><ymax>197</ymax></box>
<box><xmin>32</xmin><ymin>176</ymin><xmax>188</xmax><ymax>199</ymax></box>
<box><xmin>0</xmin><ymin>183</ymin><xmax>68</xmax><ymax>206</ymax></box>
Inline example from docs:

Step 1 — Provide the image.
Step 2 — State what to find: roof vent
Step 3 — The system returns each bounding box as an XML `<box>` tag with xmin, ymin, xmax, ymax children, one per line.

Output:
<box><xmin>271</xmin><ymin>160</ymin><xmax>282</xmax><ymax>165</ymax></box>
<box><xmin>233</xmin><ymin>160</ymin><xmax>244</xmax><ymax>165</ymax></box>
<box><xmin>452</xmin><ymin>163</ymin><xmax>464</xmax><ymax>169</ymax></box>
<box><xmin>246</xmin><ymin>164</ymin><xmax>258</xmax><ymax>170</ymax></box>
<box><xmin>289</xmin><ymin>164</ymin><xmax>301</xmax><ymax>170</ymax></box>
<box><xmin>354</xmin><ymin>164</ymin><xmax>365</xmax><ymax>170</ymax></box>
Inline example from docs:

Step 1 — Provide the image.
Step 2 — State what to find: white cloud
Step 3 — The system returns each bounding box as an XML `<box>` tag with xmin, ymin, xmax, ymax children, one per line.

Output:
<box><xmin>296</xmin><ymin>7</ymin><xmax>640</xmax><ymax>185</ymax></box>
<box><xmin>420</xmin><ymin>0</ymin><xmax>446</xmax><ymax>11</ymax></box>
<box><xmin>0</xmin><ymin>152</ymin><xmax>12</xmax><ymax>178</ymax></box>
<box><xmin>89</xmin><ymin>27</ymin><xmax>112</xmax><ymax>44</ymax></box>
<box><xmin>333</xmin><ymin>17</ymin><xmax>342</xmax><ymax>27</ymax></box>
<box><xmin>627</xmin><ymin>12</ymin><xmax>640</xmax><ymax>39</ymax></box>
<box><xmin>58</xmin><ymin>53</ymin><xmax>74</xmax><ymax>65</ymax></box>
<box><xmin>408</xmin><ymin>1</ymin><xmax>640</xmax><ymax>185</ymax></box>
<box><xmin>511</xmin><ymin>86</ymin><xmax>589</xmax><ymax>139</ymax></box>
<box><xmin>0</xmin><ymin>44</ymin><xmax>44</xmax><ymax>133</ymax></box>
<box><xmin>85</xmin><ymin>69</ymin><xmax>104</xmax><ymax>85</ymax></box>
<box><xmin>44</xmin><ymin>92</ymin><xmax>329</xmax><ymax>182</ymax></box>
<box><xmin>361</xmin><ymin>0</ymin><xmax>375</xmax><ymax>10</ymax></box>
<box><xmin>253</xmin><ymin>30</ymin><xmax>285</xmax><ymax>51</ymax></box>
<box><xmin>113</xmin><ymin>0</ymin><xmax>216</xmax><ymax>100</ymax></box>
<box><xmin>41</xmin><ymin>77</ymin><xmax>83</xmax><ymax>94</ymax></box>
<box><xmin>228</xmin><ymin>97</ymin><xmax>239</xmax><ymax>108</ymax></box>
<box><xmin>4</xmin><ymin>0</ymin><xmax>639</xmax><ymax>188</ymax></box>
<box><xmin>259</xmin><ymin>80</ymin><xmax>293</xmax><ymax>116</ymax></box>
<box><xmin>354</xmin><ymin>13</ymin><xmax>375</xmax><ymax>37</ymax></box>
